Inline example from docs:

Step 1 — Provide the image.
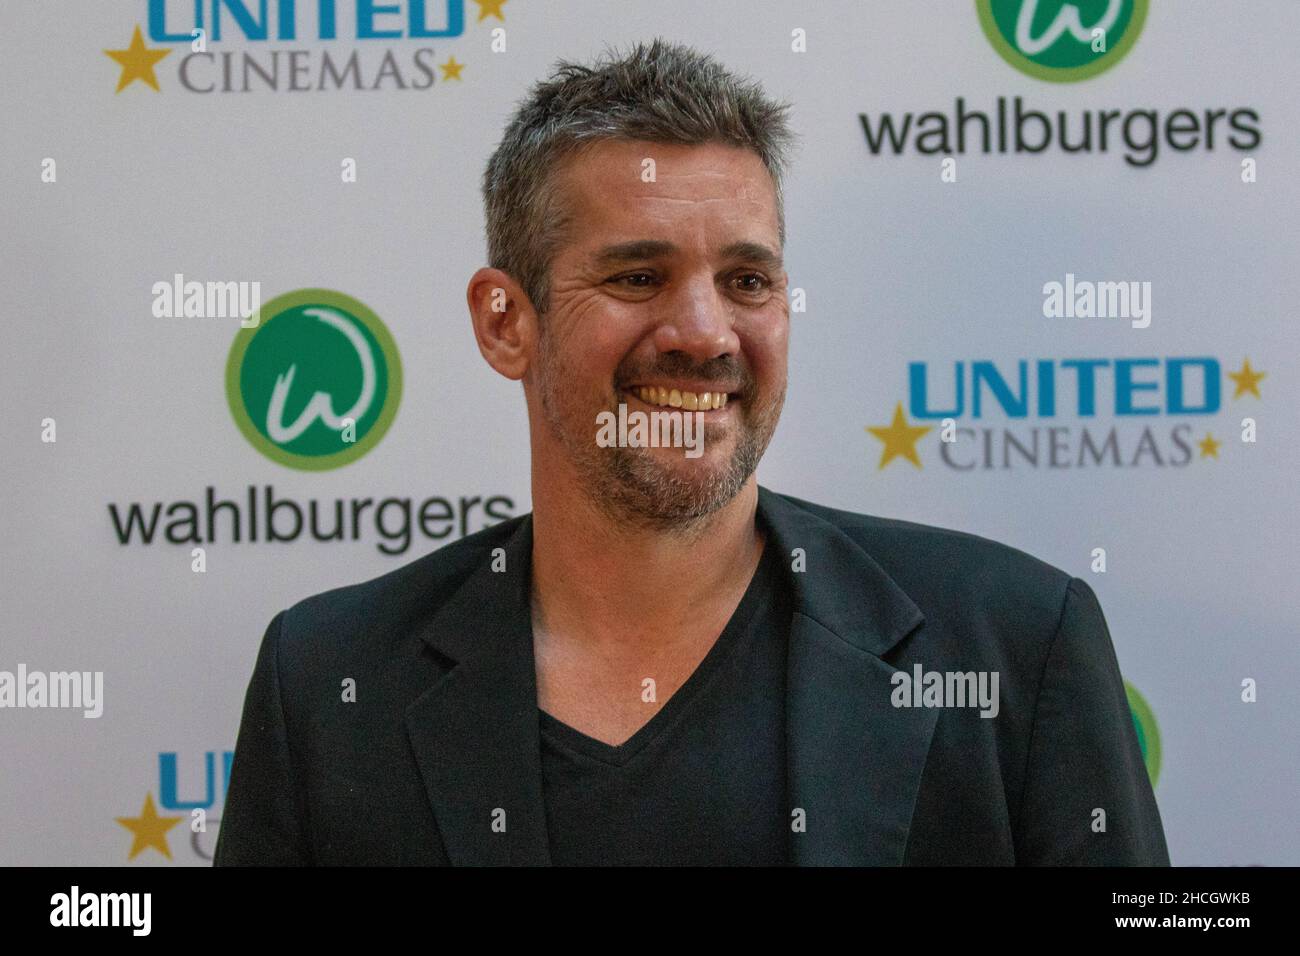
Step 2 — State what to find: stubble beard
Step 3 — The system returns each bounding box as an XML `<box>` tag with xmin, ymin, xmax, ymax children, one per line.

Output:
<box><xmin>535</xmin><ymin>329</ymin><xmax>785</xmax><ymax>537</ymax></box>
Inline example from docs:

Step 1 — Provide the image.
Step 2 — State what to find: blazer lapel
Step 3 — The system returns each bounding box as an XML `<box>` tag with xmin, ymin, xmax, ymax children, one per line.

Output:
<box><xmin>405</xmin><ymin>514</ymin><xmax>552</xmax><ymax>865</ymax></box>
<box><xmin>757</xmin><ymin>486</ymin><xmax>938</xmax><ymax>865</ymax></box>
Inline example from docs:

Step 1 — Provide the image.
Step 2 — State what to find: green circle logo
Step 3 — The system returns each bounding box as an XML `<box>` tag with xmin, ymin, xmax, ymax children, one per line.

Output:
<box><xmin>976</xmin><ymin>0</ymin><xmax>1148</xmax><ymax>82</ymax></box>
<box><xmin>1125</xmin><ymin>681</ymin><xmax>1161</xmax><ymax>788</ymax></box>
<box><xmin>225</xmin><ymin>288</ymin><xmax>402</xmax><ymax>470</ymax></box>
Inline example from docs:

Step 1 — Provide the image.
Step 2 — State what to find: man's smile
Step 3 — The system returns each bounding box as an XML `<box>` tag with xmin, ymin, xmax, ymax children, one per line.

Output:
<box><xmin>621</xmin><ymin>384</ymin><xmax>738</xmax><ymax>412</ymax></box>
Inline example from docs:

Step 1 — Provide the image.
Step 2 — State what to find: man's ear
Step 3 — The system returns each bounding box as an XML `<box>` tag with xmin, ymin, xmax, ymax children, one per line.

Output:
<box><xmin>466</xmin><ymin>267</ymin><xmax>537</xmax><ymax>381</ymax></box>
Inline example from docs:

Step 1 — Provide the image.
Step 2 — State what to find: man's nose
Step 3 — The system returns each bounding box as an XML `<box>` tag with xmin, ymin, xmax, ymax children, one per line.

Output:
<box><xmin>651</xmin><ymin>275</ymin><xmax>740</xmax><ymax>361</ymax></box>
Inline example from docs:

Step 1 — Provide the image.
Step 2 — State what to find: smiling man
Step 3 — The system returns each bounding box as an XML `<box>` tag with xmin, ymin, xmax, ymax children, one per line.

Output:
<box><xmin>216</xmin><ymin>40</ymin><xmax>1169</xmax><ymax>866</ymax></box>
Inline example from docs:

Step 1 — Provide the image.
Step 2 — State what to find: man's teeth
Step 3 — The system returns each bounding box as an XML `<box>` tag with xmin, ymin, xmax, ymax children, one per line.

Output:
<box><xmin>633</xmin><ymin>387</ymin><xmax>729</xmax><ymax>410</ymax></box>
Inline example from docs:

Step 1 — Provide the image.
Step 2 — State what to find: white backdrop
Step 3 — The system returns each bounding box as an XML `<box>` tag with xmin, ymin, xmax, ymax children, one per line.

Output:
<box><xmin>1</xmin><ymin>0</ymin><xmax>1296</xmax><ymax>865</ymax></box>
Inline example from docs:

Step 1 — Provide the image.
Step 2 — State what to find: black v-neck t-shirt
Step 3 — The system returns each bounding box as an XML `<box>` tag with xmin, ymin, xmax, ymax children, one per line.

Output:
<box><xmin>537</xmin><ymin>525</ymin><xmax>792</xmax><ymax>866</ymax></box>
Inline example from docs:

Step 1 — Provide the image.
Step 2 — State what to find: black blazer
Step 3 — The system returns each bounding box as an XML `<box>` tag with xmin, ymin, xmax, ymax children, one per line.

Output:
<box><xmin>214</xmin><ymin>485</ymin><xmax>1169</xmax><ymax>865</ymax></box>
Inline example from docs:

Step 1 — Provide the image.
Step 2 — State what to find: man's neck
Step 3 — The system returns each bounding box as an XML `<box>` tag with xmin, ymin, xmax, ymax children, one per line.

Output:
<box><xmin>529</xmin><ymin>474</ymin><xmax>765</xmax><ymax>655</ymax></box>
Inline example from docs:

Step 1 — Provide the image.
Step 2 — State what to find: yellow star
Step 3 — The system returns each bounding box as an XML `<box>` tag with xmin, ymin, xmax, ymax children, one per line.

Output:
<box><xmin>115</xmin><ymin>793</ymin><xmax>183</xmax><ymax>860</ymax></box>
<box><xmin>439</xmin><ymin>56</ymin><xmax>465</xmax><ymax>81</ymax></box>
<box><xmin>1227</xmin><ymin>358</ymin><xmax>1265</xmax><ymax>399</ymax></box>
<box><xmin>1198</xmin><ymin>433</ymin><xmax>1221</xmax><ymax>459</ymax></box>
<box><xmin>866</xmin><ymin>402</ymin><xmax>932</xmax><ymax>469</ymax></box>
<box><xmin>473</xmin><ymin>0</ymin><xmax>509</xmax><ymax>22</ymax></box>
<box><xmin>105</xmin><ymin>25</ymin><xmax>171</xmax><ymax>93</ymax></box>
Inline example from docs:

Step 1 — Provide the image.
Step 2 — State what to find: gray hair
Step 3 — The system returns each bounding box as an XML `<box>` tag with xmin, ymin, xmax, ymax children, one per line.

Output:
<box><xmin>481</xmin><ymin>38</ymin><xmax>796</xmax><ymax>314</ymax></box>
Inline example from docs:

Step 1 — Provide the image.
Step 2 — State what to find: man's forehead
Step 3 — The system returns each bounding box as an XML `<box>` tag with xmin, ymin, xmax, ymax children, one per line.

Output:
<box><xmin>552</xmin><ymin>139</ymin><xmax>781</xmax><ymax>251</ymax></box>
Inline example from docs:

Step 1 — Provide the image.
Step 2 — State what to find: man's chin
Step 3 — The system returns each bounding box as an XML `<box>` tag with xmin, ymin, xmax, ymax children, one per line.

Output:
<box><xmin>596</xmin><ymin>445</ymin><xmax>754</xmax><ymax>528</ymax></box>
<box><xmin>625</xmin><ymin>441</ymin><xmax>739</xmax><ymax>483</ymax></box>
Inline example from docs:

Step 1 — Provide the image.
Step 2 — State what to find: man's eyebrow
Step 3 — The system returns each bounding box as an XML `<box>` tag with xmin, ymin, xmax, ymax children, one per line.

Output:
<box><xmin>591</xmin><ymin>239</ymin><xmax>783</xmax><ymax>270</ymax></box>
<box><xmin>720</xmin><ymin>241</ymin><xmax>784</xmax><ymax>271</ymax></box>
<box><xmin>592</xmin><ymin>240</ymin><xmax>677</xmax><ymax>267</ymax></box>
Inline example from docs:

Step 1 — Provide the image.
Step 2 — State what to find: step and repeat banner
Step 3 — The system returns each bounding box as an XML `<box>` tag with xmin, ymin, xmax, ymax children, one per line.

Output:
<box><xmin>1</xmin><ymin>1</ymin><xmax>1295</xmax><ymax>866</ymax></box>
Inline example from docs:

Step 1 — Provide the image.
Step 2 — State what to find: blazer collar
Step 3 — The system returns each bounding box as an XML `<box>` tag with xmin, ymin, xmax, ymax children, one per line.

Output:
<box><xmin>406</xmin><ymin>485</ymin><xmax>935</xmax><ymax>866</ymax></box>
<box><xmin>754</xmin><ymin>485</ymin><xmax>925</xmax><ymax>657</ymax></box>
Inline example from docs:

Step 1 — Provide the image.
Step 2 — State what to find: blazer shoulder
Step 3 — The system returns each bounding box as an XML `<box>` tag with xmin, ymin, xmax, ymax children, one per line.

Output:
<box><xmin>273</xmin><ymin>514</ymin><xmax>527</xmax><ymax>654</ymax></box>
<box><xmin>772</xmin><ymin>490</ymin><xmax>1074</xmax><ymax>624</ymax></box>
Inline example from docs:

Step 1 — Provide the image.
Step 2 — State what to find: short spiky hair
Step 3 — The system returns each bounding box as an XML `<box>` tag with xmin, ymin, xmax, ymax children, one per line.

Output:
<box><xmin>481</xmin><ymin>39</ymin><xmax>796</xmax><ymax>314</ymax></box>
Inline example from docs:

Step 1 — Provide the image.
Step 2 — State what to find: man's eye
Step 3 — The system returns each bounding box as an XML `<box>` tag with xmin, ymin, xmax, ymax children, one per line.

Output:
<box><xmin>733</xmin><ymin>273</ymin><xmax>770</xmax><ymax>293</ymax></box>
<box><xmin>610</xmin><ymin>272</ymin><xmax>657</xmax><ymax>288</ymax></box>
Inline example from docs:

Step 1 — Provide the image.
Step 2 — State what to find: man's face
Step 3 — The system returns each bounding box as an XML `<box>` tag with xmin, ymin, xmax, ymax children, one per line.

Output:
<box><xmin>528</xmin><ymin>139</ymin><xmax>789</xmax><ymax>531</ymax></box>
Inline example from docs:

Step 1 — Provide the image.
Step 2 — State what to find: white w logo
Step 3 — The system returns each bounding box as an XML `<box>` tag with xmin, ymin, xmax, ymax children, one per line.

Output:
<box><xmin>265</xmin><ymin>307</ymin><xmax>377</xmax><ymax>444</ymax></box>
<box><xmin>1014</xmin><ymin>0</ymin><xmax>1122</xmax><ymax>55</ymax></box>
